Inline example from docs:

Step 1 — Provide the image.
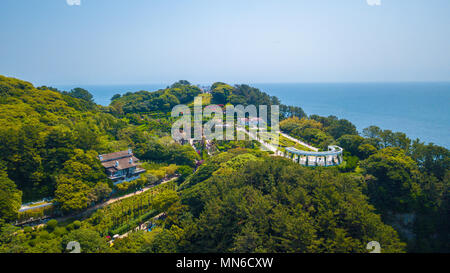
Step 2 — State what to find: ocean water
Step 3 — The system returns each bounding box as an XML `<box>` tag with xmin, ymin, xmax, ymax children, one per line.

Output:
<box><xmin>55</xmin><ymin>82</ymin><xmax>450</xmax><ymax>148</ymax></box>
<box><xmin>254</xmin><ymin>83</ymin><xmax>450</xmax><ymax>148</ymax></box>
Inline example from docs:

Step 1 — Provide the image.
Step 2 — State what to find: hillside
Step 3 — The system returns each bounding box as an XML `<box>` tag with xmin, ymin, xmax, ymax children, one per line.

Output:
<box><xmin>0</xmin><ymin>76</ymin><xmax>198</xmax><ymax>212</ymax></box>
<box><xmin>0</xmin><ymin>75</ymin><xmax>448</xmax><ymax>253</ymax></box>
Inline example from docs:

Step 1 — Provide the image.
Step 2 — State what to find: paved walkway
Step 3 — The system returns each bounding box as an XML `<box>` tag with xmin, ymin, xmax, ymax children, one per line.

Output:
<box><xmin>19</xmin><ymin>202</ymin><xmax>53</xmax><ymax>212</ymax></box>
<box><xmin>113</xmin><ymin>212</ymin><xmax>165</xmax><ymax>240</ymax></box>
<box><xmin>25</xmin><ymin>176</ymin><xmax>179</xmax><ymax>227</ymax></box>
<box><xmin>280</xmin><ymin>132</ymin><xmax>319</xmax><ymax>152</ymax></box>
<box><xmin>236</xmin><ymin>127</ymin><xmax>279</xmax><ymax>153</ymax></box>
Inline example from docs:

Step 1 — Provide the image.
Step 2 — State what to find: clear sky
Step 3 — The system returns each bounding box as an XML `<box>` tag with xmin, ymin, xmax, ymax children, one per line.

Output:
<box><xmin>0</xmin><ymin>0</ymin><xmax>449</xmax><ymax>85</ymax></box>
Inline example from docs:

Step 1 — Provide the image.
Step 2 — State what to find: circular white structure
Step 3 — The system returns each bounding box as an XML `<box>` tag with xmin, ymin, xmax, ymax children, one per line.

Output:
<box><xmin>285</xmin><ymin>145</ymin><xmax>344</xmax><ymax>167</ymax></box>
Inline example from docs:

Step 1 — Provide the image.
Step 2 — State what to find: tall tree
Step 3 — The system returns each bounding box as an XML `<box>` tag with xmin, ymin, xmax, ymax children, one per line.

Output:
<box><xmin>0</xmin><ymin>167</ymin><xmax>22</xmax><ymax>222</ymax></box>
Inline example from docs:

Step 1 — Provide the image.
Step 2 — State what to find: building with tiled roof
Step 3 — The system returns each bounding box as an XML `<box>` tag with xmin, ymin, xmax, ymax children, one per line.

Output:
<box><xmin>98</xmin><ymin>149</ymin><xmax>146</xmax><ymax>185</ymax></box>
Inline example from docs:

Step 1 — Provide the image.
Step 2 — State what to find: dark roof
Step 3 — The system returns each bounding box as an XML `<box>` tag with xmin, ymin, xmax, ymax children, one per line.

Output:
<box><xmin>101</xmin><ymin>156</ymin><xmax>139</xmax><ymax>171</ymax></box>
<box><xmin>99</xmin><ymin>150</ymin><xmax>133</xmax><ymax>162</ymax></box>
<box><xmin>98</xmin><ymin>149</ymin><xmax>142</xmax><ymax>172</ymax></box>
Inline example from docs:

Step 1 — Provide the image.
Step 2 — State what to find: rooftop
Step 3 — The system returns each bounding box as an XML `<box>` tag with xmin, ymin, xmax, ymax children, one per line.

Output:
<box><xmin>99</xmin><ymin>149</ymin><xmax>141</xmax><ymax>171</ymax></box>
<box><xmin>99</xmin><ymin>149</ymin><xmax>133</xmax><ymax>162</ymax></box>
<box><xmin>102</xmin><ymin>156</ymin><xmax>139</xmax><ymax>170</ymax></box>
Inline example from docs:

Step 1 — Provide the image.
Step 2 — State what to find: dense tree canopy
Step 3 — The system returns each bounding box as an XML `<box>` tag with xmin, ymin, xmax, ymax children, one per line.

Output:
<box><xmin>179</xmin><ymin>153</ymin><xmax>406</xmax><ymax>253</ymax></box>
<box><xmin>0</xmin><ymin>76</ymin><xmax>127</xmax><ymax>201</ymax></box>
<box><xmin>0</xmin><ymin>167</ymin><xmax>22</xmax><ymax>221</ymax></box>
<box><xmin>0</xmin><ymin>75</ymin><xmax>448</xmax><ymax>254</ymax></box>
<box><xmin>110</xmin><ymin>83</ymin><xmax>201</xmax><ymax>114</ymax></box>
<box><xmin>209</xmin><ymin>82</ymin><xmax>306</xmax><ymax>121</ymax></box>
<box><xmin>0</xmin><ymin>75</ymin><xmax>198</xmax><ymax>213</ymax></box>
<box><xmin>361</xmin><ymin>148</ymin><xmax>420</xmax><ymax>214</ymax></box>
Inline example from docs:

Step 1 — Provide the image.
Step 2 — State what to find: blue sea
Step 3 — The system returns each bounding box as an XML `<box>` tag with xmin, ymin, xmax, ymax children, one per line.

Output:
<box><xmin>254</xmin><ymin>83</ymin><xmax>450</xmax><ymax>148</ymax></box>
<box><xmin>55</xmin><ymin>82</ymin><xmax>450</xmax><ymax>148</ymax></box>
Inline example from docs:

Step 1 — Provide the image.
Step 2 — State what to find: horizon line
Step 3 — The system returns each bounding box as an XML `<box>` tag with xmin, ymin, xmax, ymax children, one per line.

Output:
<box><xmin>45</xmin><ymin>80</ymin><xmax>450</xmax><ymax>87</ymax></box>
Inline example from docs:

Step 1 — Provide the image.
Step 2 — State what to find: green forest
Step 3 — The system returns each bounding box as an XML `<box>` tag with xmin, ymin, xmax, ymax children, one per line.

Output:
<box><xmin>0</xmin><ymin>75</ymin><xmax>448</xmax><ymax>253</ymax></box>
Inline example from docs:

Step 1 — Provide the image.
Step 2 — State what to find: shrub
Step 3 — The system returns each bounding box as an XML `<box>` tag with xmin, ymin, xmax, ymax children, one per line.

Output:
<box><xmin>73</xmin><ymin>220</ymin><xmax>82</xmax><ymax>229</ymax></box>
<box><xmin>46</xmin><ymin>219</ymin><xmax>58</xmax><ymax>232</ymax></box>
<box><xmin>53</xmin><ymin>227</ymin><xmax>67</xmax><ymax>236</ymax></box>
<box><xmin>66</xmin><ymin>223</ymin><xmax>74</xmax><ymax>231</ymax></box>
<box><xmin>23</xmin><ymin>226</ymin><xmax>33</xmax><ymax>233</ymax></box>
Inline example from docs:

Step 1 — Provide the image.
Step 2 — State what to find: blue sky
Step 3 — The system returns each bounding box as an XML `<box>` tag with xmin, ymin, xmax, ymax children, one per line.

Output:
<box><xmin>0</xmin><ymin>0</ymin><xmax>449</xmax><ymax>85</ymax></box>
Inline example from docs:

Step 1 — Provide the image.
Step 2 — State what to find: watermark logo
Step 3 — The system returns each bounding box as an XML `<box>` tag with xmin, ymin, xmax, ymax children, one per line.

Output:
<box><xmin>171</xmin><ymin>96</ymin><xmax>280</xmax><ymax>152</ymax></box>
<box><xmin>366</xmin><ymin>241</ymin><xmax>381</xmax><ymax>253</ymax></box>
<box><xmin>367</xmin><ymin>0</ymin><xmax>381</xmax><ymax>6</ymax></box>
<box><xmin>66</xmin><ymin>241</ymin><xmax>81</xmax><ymax>253</ymax></box>
<box><xmin>67</xmin><ymin>0</ymin><xmax>81</xmax><ymax>6</ymax></box>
